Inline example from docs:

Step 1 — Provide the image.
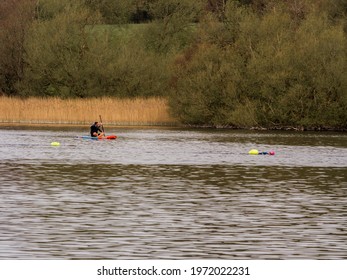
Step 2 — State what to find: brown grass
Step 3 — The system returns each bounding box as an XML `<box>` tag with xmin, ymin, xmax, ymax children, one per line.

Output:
<box><xmin>0</xmin><ymin>96</ymin><xmax>178</xmax><ymax>125</ymax></box>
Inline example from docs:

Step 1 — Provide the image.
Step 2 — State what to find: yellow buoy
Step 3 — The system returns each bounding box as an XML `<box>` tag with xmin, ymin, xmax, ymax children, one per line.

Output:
<box><xmin>51</xmin><ymin>142</ymin><xmax>60</xmax><ymax>146</ymax></box>
<box><xmin>248</xmin><ymin>149</ymin><xmax>258</xmax><ymax>155</ymax></box>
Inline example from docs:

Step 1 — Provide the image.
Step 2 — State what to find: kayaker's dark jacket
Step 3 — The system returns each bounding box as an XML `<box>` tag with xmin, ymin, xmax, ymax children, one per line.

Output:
<box><xmin>90</xmin><ymin>123</ymin><xmax>102</xmax><ymax>137</ymax></box>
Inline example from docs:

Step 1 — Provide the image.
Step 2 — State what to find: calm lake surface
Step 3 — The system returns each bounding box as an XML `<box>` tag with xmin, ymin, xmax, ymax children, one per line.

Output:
<box><xmin>0</xmin><ymin>126</ymin><xmax>346</xmax><ymax>259</ymax></box>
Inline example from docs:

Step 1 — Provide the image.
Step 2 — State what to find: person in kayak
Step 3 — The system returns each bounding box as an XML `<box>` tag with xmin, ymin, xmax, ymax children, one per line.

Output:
<box><xmin>90</xmin><ymin>121</ymin><xmax>104</xmax><ymax>137</ymax></box>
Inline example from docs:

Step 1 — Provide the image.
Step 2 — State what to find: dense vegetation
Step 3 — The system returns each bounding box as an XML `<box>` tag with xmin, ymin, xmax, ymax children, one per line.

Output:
<box><xmin>1</xmin><ymin>0</ymin><xmax>347</xmax><ymax>129</ymax></box>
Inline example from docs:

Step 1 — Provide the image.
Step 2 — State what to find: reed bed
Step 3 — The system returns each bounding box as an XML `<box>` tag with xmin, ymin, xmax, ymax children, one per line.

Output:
<box><xmin>0</xmin><ymin>96</ymin><xmax>177</xmax><ymax>126</ymax></box>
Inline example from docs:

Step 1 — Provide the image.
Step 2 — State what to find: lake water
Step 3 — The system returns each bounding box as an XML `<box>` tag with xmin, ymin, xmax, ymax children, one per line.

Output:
<box><xmin>0</xmin><ymin>126</ymin><xmax>346</xmax><ymax>259</ymax></box>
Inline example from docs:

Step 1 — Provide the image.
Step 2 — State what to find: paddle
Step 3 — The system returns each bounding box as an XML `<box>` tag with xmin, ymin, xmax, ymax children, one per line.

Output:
<box><xmin>99</xmin><ymin>114</ymin><xmax>105</xmax><ymax>136</ymax></box>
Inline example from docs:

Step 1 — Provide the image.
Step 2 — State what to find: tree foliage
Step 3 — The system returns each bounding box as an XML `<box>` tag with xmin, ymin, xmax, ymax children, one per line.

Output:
<box><xmin>0</xmin><ymin>0</ymin><xmax>346</xmax><ymax>129</ymax></box>
<box><xmin>169</xmin><ymin>0</ymin><xmax>347</xmax><ymax>129</ymax></box>
<box><xmin>84</xmin><ymin>0</ymin><xmax>142</xmax><ymax>24</ymax></box>
<box><xmin>18</xmin><ymin>1</ymin><xmax>101</xmax><ymax>97</ymax></box>
<box><xmin>0</xmin><ymin>0</ymin><xmax>36</xmax><ymax>94</ymax></box>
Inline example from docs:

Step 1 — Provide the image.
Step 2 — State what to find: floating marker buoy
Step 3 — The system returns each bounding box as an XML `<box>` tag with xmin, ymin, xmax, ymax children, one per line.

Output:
<box><xmin>248</xmin><ymin>149</ymin><xmax>259</xmax><ymax>155</ymax></box>
<box><xmin>249</xmin><ymin>149</ymin><xmax>275</xmax><ymax>155</ymax></box>
<box><xmin>51</xmin><ymin>142</ymin><xmax>60</xmax><ymax>146</ymax></box>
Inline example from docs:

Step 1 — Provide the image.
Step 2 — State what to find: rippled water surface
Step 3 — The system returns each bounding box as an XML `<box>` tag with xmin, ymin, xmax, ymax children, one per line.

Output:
<box><xmin>0</xmin><ymin>126</ymin><xmax>346</xmax><ymax>259</ymax></box>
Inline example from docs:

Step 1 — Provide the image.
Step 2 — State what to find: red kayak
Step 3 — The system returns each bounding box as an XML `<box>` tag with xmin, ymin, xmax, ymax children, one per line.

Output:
<box><xmin>99</xmin><ymin>135</ymin><xmax>117</xmax><ymax>140</ymax></box>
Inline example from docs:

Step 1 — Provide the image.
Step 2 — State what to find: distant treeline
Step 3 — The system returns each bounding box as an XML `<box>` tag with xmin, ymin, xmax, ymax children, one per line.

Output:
<box><xmin>1</xmin><ymin>0</ymin><xmax>347</xmax><ymax>129</ymax></box>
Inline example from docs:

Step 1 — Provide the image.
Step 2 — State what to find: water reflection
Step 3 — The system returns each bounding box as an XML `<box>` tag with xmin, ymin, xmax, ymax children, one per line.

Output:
<box><xmin>1</xmin><ymin>162</ymin><xmax>346</xmax><ymax>259</ymax></box>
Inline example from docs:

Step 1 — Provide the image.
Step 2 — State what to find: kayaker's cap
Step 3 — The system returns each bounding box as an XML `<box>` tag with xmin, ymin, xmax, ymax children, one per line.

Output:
<box><xmin>269</xmin><ymin>151</ymin><xmax>275</xmax><ymax>155</ymax></box>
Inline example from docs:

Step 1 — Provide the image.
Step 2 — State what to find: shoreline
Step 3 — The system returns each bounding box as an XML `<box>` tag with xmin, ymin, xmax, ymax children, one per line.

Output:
<box><xmin>1</xmin><ymin>96</ymin><xmax>345</xmax><ymax>132</ymax></box>
<box><xmin>1</xmin><ymin>121</ymin><xmax>346</xmax><ymax>132</ymax></box>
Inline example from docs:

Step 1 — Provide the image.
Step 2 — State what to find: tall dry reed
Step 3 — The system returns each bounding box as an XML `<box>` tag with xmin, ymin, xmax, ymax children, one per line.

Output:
<box><xmin>0</xmin><ymin>96</ymin><xmax>177</xmax><ymax>125</ymax></box>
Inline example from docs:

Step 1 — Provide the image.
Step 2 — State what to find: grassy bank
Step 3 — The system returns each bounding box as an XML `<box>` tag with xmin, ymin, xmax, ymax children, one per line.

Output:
<box><xmin>0</xmin><ymin>96</ymin><xmax>177</xmax><ymax>126</ymax></box>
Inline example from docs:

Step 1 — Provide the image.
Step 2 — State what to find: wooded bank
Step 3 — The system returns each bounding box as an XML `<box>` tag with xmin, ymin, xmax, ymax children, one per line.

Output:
<box><xmin>1</xmin><ymin>0</ymin><xmax>346</xmax><ymax>130</ymax></box>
